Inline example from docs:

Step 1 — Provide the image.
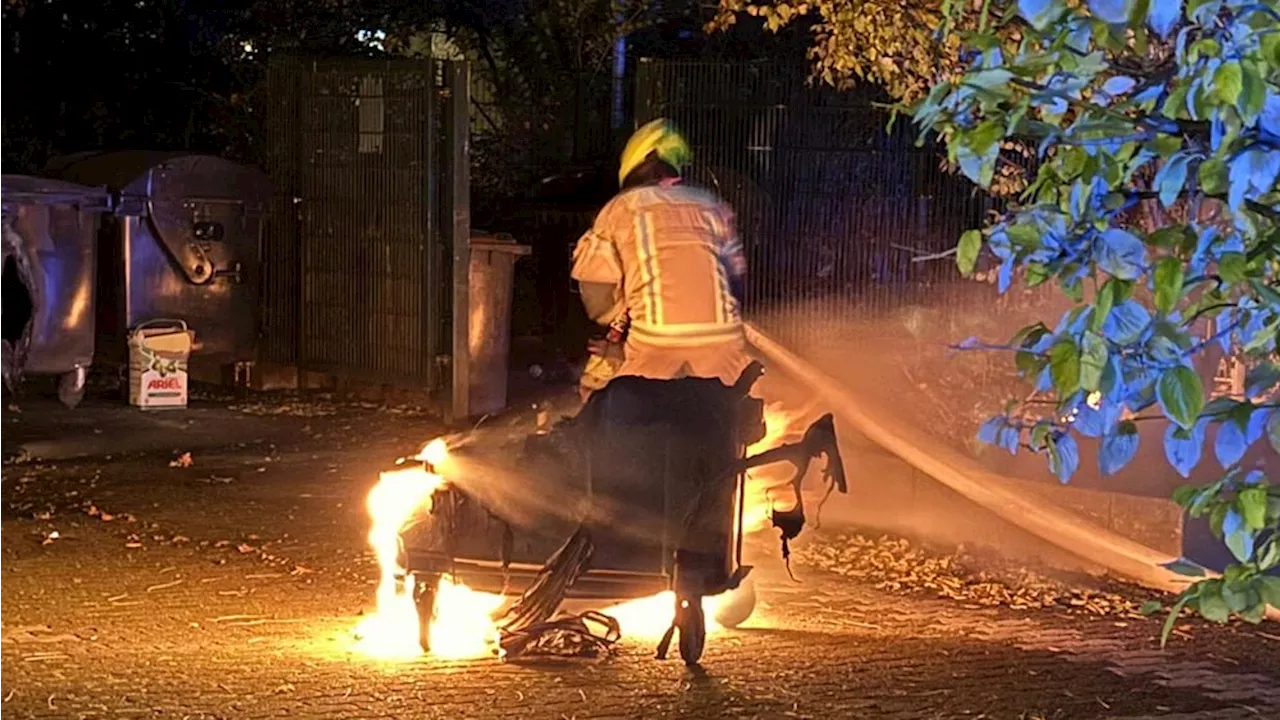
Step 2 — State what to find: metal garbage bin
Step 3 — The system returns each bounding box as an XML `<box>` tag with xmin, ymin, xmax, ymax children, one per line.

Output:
<box><xmin>48</xmin><ymin>152</ymin><xmax>269</xmax><ymax>387</ymax></box>
<box><xmin>467</xmin><ymin>234</ymin><xmax>532</xmax><ymax>417</ymax></box>
<box><xmin>1</xmin><ymin>175</ymin><xmax>111</xmax><ymax>407</ymax></box>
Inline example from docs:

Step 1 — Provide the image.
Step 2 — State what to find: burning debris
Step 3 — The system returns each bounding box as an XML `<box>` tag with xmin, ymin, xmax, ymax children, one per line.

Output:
<box><xmin>350</xmin><ymin>440</ymin><xmax>734</xmax><ymax>662</ymax></box>
<box><xmin>352</xmin><ymin>381</ymin><xmax>847</xmax><ymax>664</ymax></box>
<box><xmin>795</xmin><ymin>532</ymin><xmax>1151</xmax><ymax>617</ymax></box>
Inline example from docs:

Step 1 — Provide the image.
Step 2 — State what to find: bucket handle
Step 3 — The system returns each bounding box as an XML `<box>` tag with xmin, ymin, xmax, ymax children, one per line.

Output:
<box><xmin>132</xmin><ymin>319</ymin><xmax>189</xmax><ymax>334</ymax></box>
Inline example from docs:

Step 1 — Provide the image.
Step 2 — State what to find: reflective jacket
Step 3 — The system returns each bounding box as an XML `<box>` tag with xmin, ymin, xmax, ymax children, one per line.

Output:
<box><xmin>571</xmin><ymin>182</ymin><xmax>750</xmax><ymax>386</ymax></box>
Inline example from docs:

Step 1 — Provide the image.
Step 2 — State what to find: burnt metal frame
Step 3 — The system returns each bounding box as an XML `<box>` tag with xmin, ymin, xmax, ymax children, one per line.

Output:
<box><xmin>402</xmin><ymin>411</ymin><xmax>847</xmax><ymax>601</ymax></box>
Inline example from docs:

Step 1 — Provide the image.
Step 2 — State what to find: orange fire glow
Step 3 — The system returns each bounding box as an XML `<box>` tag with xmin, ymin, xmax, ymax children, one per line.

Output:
<box><xmin>355</xmin><ymin>421</ymin><xmax>785</xmax><ymax>661</ymax></box>
<box><xmin>600</xmin><ymin>592</ymin><xmax>726</xmax><ymax>637</ymax></box>
<box><xmin>741</xmin><ymin>402</ymin><xmax>805</xmax><ymax>533</ymax></box>
<box><xmin>354</xmin><ymin>438</ymin><xmax>508</xmax><ymax>661</ymax></box>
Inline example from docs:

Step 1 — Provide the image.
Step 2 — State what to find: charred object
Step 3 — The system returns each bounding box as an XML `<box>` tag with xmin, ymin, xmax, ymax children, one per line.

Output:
<box><xmin>401</xmin><ymin>361</ymin><xmax>848</xmax><ymax>665</ymax></box>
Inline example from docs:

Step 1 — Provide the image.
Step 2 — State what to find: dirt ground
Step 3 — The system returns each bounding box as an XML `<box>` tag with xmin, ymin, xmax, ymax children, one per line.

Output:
<box><xmin>2</xmin><ymin>378</ymin><xmax>1279</xmax><ymax>719</ymax></box>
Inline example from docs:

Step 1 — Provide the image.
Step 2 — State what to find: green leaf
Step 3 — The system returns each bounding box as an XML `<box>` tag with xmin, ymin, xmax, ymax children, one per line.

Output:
<box><xmin>1238</xmin><ymin>486</ymin><xmax>1268</xmax><ymax>531</ymax></box>
<box><xmin>1252</xmin><ymin>278</ymin><xmax>1280</xmax><ymax>308</ymax></box>
<box><xmin>1257</xmin><ymin>576</ymin><xmax>1280</xmax><ymax>610</ymax></box>
<box><xmin>1240</xmin><ymin>598</ymin><xmax>1267</xmax><ymax>624</ymax></box>
<box><xmin>1014</xmin><ymin>325</ymin><xmax>1050</xmax><ymax>377</ymax></box>
<box><xmin>1263</xmin><ymin>32</ymin><xmax>1280</xmax><ymax>66</ymax></box>
<box><xmin>1049</xmin><ymin>339</ymin><xmax>1082</xmax><ymax>394</ymax></box>
<box><xmin>1080</xmin><ymin>331</ymin><xmax>1108</xmax><ymax>392</ymax></box>
<box><xmin>1148</xmin><ymin>226</ymin><xmax>1187</xmax><ymax>249</ymax></box>
<box><xmin>1030</xmin><ymin>423</ymin><xmax>1050</xmax><ymax>451</ymax></box>
<box><xmin>957</xmin><ymin>143</ymin><xmax>999</xmax><ymax>187</ymax></box>
<box><xmin>1221</xmin><ymin>576</ymin><xmax>1256</xmax><ymax>614</ymax></box>
<box><xmin>1157</xmin><ymin>366</ymin><xmax>1204</xmax><ymax>431</ymax></box>
<box><xmin>1061</xmin><ymin>276</ymin><xmax>1084</xmax><ymax>302</ymax></box>
<box><xmin>1139</xmin><ymin>599</ymin><xmax>1163</xmax><ymax>616</ymax></box>
<box><xmin>957</xmin><ymin>230</ymin><xmax>982</xmax><ymax>276</ymax></box>
<box><xmin>1160</xmin><ymin>594</ymin><xmax>1191</xmax><ymax>648</ymax></box>
<box><xmin>1058</xmin><ymin>147</ymin><xmax>1086</xmax><ymax>179</ymax></box>
<box><xmin>1155</xmin><ymin>153</ymin><xmax>1190</xmax><ymax>208</ymax></box>
<box><xmin>1244</xmin><ymin>317</ymin><xmax>1279</xmax><ymax>353</ymax></box>
<box><xmin>1259</xmin><ymin>538</ymin><xmax>1280</xmax><ymax>571</ymax></box>
<box><xmin>1199</xmin><ymin>157</ymin><xmax>1228</xmax><ymax>195</ymax></box>
<box><xmin>1152</xmin><ymin>135</ymin><xmax>1182</xmax><ymax>159</ymax></box>
<box><xmin>1197</xmin><ymin>581</ymin><xmax>1231</xmax><ymax>623</ymax></box>
<box><xmin>1153</xmin><ymin>256</ymin><xmax>1184</xmax><ymax>315</ymax></box>
<box><xmin>1213</xmin><ymin>62</ymin><xmax>1243</xmax><ymax>106</ymax></box>
<box><xmin>1091</xmin><ymin>279</ymin><xmax>1120</xmax><ymax>331</ymax></box>
<box><xmin>1164</xmin><ymin>84</ymin><xmax>1189</xmax><ymax>120</ymax></box>
<box><xmin>965</xmin><ymin>69</ymin><xmax>1014</xmax><ymax>90</ymax></box>
<box><xmin>1171</xmin><ymin>484</ymin><xmax>1201</xmax><ymax>508</ymax></box>
<box><xmin>1189</xmin><ymin>37</ymin><xmax>1221</xmax><ymax>63</ymax></box>
<box><xmin>1239</xmin><ymin>64</ymin><xmax>1266</xmax><ymax>121</ymax></box>
<box><xmin>969</xmin><ymin>120</ymin><xmax>1005</xmax><ymax>154</ymax></box>
<box><xmin>1218</xmin><ymin>252</ymin><xmax>1247</xmax><ymax>284</ymax></box>
<box><xmin>1210</xmin><ymin>502</ymin><xmax>1229</xmax><ymax>537</ymax></box>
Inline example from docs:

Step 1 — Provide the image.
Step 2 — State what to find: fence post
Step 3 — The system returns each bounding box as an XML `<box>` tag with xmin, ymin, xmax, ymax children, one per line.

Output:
<box><xmin>444</xmin><ymin>61</ymin><xmax>472</xmax><ymax>421</ymax></box>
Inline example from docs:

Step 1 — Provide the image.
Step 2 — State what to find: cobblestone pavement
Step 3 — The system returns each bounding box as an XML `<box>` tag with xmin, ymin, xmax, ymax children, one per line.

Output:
<box><xmin>3</xmin><ymin>392</ymin><xmax>1279</xmax><ymax>719</ymax></box>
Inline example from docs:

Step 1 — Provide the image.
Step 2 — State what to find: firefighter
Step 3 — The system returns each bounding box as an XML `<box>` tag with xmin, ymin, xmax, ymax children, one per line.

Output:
<box><xmin>569</xmin><ymin>118</ymin><xmax>748</xmax><ymax>595</ymax></box>
<box><xmin>572</xmin><ymin>118</ymin><xmax>749</xmax><ymax>391</ymax></box>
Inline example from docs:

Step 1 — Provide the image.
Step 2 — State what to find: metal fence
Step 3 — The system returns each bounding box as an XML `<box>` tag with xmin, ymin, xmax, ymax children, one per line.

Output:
<box><xmin>634</xmin><ymin>60</ymin><xmax>992</xmax><ymax>350</ymax></box>
<box><xmin>263</xmin><ymin>57</ymin><xmax>469</xmax><ymax>391</ymax></box>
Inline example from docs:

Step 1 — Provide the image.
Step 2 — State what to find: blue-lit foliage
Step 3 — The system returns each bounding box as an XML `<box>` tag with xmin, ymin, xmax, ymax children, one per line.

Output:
<box><xmin>904</xmin><ymin>0</ymin><xmax>1280</xmax><ymax>637</ymax></box>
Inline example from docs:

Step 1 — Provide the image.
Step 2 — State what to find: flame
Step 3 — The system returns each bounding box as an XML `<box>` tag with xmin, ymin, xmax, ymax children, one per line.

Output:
<box><xmin>415</xmin><ymin>437</ymin><xmax>449</xmax><ymax>466</ymax></box>
<box><xmin>425</xmin><ymin>575</ymin><xmax>506</xmax><ymax>660</ymax></box>
<box><xmin>600</xmin><ymin>592</ymin><xmax>726</xmax><ymax>637</ymax></box>
<box><xmin>742</xmin><ymin>402</ymin><xmax>806</xmax><ymax>533</ymax></box>
<box><xmin>354</xmin><ymin>439</ymin><xmax>507</xmax><ymax>661</ymax></box>
<box><xmin>356</xmin><ymin>429</ymin><xmax>773</xmax><ymax>662</ymax></box>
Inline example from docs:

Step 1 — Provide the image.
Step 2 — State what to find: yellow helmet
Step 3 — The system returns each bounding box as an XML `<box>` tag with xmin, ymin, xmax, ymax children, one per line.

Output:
<box><xmin>618</xmin><ymin>118</ymin><xmax>692</xmax><ymax>186</ymax></box>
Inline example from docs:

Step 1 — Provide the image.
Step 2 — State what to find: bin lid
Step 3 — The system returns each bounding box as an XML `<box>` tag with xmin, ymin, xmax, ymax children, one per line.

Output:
<box><xmin>46</xmin><ymin>151</ymin><xmax>195</xmax><ymax>192</ymax></box>
<box><xmin>471</xmin><ymin>233</ymin><xmax>532</xmax><ymax>256</ymax></box>
<box><xmin>1</xmin><ymin>175</ymin><xmax>111</xmax><ymax>211</ymax></box>
<box><xmin>46</xmin><ymin>151</ymin><xmax>271</xmax><ymax>214</ymax></box>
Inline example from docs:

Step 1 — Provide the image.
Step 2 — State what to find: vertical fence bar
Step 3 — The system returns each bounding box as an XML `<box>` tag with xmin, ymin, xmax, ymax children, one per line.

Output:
<box><xmin>261</xmin><ymin>56</ymin><xmax>458</xmax><ymax>389</ymax></box>
<box><xmin>422</xmin><ymin>59</ymin><xmax>441</xmax><ymax>387</ymax></box>
<box><xmin>630</xmin><ymin>60</ymin><xmax>984</xmax><ymax>353</ymax></box>
<box><xmin>444</xmin><ymin>61</ymin><xmax>473</xmax><ymax>420</ymax></box>
<box><xmin>261</xmin><ymin>55</ymin><xmax>304</xmax><ymax>367</ymax></box>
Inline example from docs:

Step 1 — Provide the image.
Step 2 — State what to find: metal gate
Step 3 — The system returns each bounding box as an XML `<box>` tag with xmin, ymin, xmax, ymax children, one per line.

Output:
<box><xmin>634</xmin><ymin>60</ymin><xmax>991</xmax><ymax>350</ymax></box>
<box><xmin>263</xmin><ymin>57</ymin><xmax>470</xmax><ymax>389</ymax></box>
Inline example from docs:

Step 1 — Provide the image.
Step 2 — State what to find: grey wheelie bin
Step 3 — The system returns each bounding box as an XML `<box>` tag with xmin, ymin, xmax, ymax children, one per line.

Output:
<box><xmin>2</xmin><ymin>175</ymin><xmax>111</xmax><ymax>407</ymax></box>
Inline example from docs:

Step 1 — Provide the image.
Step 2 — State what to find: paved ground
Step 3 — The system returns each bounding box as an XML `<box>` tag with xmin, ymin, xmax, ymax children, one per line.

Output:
<box><xmin>3</xmin><ymin>383</ymin><xmax>1279</xmax><ymax>719</ymax></box>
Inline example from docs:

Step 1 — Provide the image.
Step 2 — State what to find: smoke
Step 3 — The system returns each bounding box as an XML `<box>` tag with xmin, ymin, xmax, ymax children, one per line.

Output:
<box><xmin>739</xmin><ymin>285</ymin><xmax>1169</xmax><ymax>574</ymax></box>
<box><xmin>431</xmin><ymin>442</ymin><xmax>681</xmax><ymax>549</ymax></box>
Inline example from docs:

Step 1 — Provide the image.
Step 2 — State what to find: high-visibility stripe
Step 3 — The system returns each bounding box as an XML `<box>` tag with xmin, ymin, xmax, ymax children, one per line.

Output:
<box><xmin>629</xmin><ymin>320</ymin><xmax>743</xmax><ymax>347</ymax></box>
<box><xmin>570</xmin><ymin>229</ymin><xmax>623</xmax><ymax>284</ymax></box>
<box><xmin>697</xmin><ymin>210</ymin><xmax>727</xmax><ymax>324</ymax></box>
<box><xmin>634</xmin><ymin>210</ymin><xmax>664</xmax><ymax>326</ymax></box>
